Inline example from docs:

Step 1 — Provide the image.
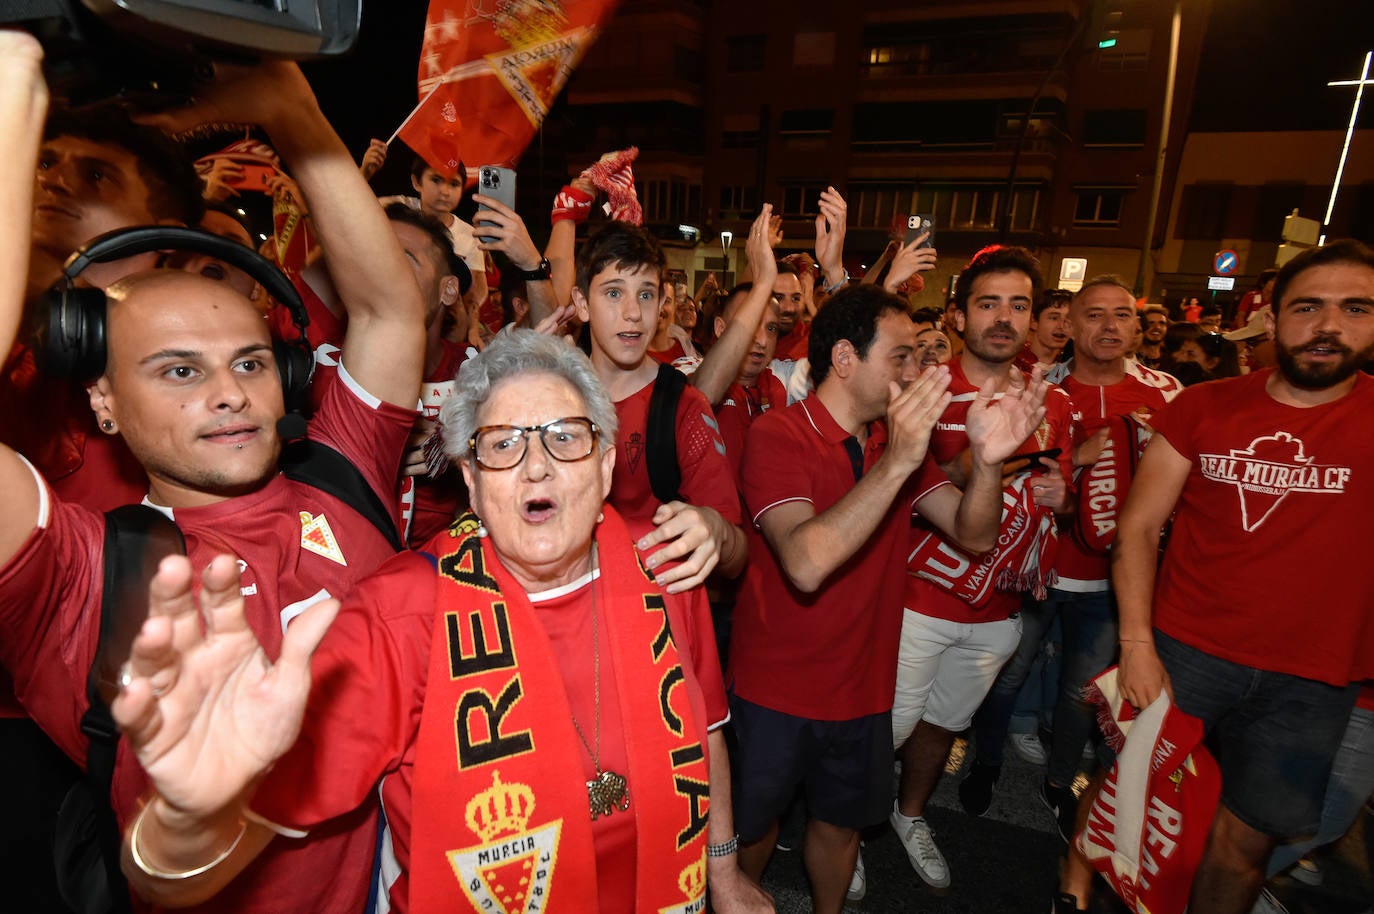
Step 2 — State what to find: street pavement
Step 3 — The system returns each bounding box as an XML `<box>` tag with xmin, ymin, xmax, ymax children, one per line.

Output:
<box><xmin>754</xmin><ymin>735</ymin><xmax>1374</xmax><ymax>913</ymax></box>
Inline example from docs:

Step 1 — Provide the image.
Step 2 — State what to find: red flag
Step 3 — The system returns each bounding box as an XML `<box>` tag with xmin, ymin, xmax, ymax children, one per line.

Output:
<box><xmin>404</xmin><ymin>0</ymin><xmax>620</xmax><ymax>173</ymax></box>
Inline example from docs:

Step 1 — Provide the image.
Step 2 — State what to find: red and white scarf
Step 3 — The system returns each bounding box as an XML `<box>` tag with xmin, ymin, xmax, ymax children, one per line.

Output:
<box><xmin>1077</xmin><ymin>668</ymin><xmax>1221</xmax><ymax>914</ymax></box>
<box><xmin>409</xmin><ymin>507</ymin><xmax>710</xmax><ymax>913</ymax></box>
<box><xmin>910</xmin><ymin>472</ymin><xmax>1059</xmax><ymax>606</ymax></box>
<box><xmin>1073</xmin><ymin>414</ymin><xmax>1153</xmax><ymax>555</ymax></box>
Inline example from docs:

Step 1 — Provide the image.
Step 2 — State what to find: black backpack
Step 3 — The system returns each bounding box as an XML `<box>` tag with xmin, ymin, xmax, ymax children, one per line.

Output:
<box><xmin>646</xmin><ymin>362</ymin><xmax>688</xmax><ymax>505</ymax></box>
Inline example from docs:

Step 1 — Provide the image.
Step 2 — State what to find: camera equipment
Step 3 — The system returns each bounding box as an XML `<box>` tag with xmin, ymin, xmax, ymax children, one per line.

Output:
<box><xmin>3</xmin><ymin>0</ymin><xmax>361</xmax><ymax>108</ymax></box>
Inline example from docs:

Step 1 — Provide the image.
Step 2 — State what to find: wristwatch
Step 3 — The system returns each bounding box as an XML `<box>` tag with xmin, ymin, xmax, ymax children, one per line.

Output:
<box><xmin>515</xmin><ymin>257</ymin><xmax>552</xmax><ymax>282</ymax></box>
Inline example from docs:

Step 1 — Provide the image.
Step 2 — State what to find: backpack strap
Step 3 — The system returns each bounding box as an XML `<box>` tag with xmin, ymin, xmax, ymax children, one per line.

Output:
<box><xmin>81</xmin><ymin>504</ymin><xmax>187</xmax><ymax>914</ymax></box>
<box><xmin>646</xmin><ymin>362</ymin><xmax>688</xmax><ymax>505</ymax></box>
<box><xmin>281</xmin><ymin>439</ymin><xmax>404</xmax><ymax>552</ymax></box>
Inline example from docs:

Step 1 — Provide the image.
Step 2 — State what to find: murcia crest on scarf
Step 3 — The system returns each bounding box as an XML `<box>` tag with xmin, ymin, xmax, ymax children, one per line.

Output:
<box><xmin>409</xmin><ymin>507</ymin><xmax>710</xmax><ymax>912</ymax></box>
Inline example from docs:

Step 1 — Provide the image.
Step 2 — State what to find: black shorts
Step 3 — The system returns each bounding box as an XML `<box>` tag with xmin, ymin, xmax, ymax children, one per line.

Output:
<box><xmin>729</xmin><ymin>694</ymin><xmax>892</xmax><ymax>840</ymax></box>
<box><xmin>1155</xmin><ymin>630</ymin><xmax>1359</xmax><ymax>838</ymax></box>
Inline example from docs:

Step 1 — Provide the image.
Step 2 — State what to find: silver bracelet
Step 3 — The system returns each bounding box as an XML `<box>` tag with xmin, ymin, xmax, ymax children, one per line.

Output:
<box><xmin>822</xmin><ymin>269</ymin><xmax>850</xmax><ymax>293</ymax></box>
<box><xmin>706</xmin><ymin>835</ymin><xmax>739</xmax><ymax>857</ymax></box>
<box><xmin>128</xmin><ymin>801</ymin><xmax>247</xmax><ymax>880</ymax></box>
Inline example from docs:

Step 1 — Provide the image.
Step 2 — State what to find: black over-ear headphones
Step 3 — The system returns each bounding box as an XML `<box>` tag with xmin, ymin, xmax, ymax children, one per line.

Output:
<box><xmin>37</xmin><ymin>225</ymin><xmax>315</xmax><ymax>416</ymax></box>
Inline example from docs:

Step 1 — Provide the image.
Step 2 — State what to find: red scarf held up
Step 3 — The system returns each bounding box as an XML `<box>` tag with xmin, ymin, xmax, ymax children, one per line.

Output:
<box><xmin>1073</xmin><ymin>413</ymin><xmax>1153</xmax><ymax>555</ymax></box>
<box><xmin>409</xmin><ymin>507</ymin><xmax>710</xmax><ymax>913</ymax></box>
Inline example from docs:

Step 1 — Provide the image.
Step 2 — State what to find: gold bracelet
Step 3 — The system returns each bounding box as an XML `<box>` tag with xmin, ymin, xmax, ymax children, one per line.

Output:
<box><xmin>128</xmin><ymin>801</ymin><xmax>247</xmax><ymax>881</ymax></box>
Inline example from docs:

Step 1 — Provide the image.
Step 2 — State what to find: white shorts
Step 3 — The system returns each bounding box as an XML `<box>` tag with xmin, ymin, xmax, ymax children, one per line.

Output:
<box><xmin>892</xmin><ymin>609</ymin><xmax>1022</xmax><ymax>746</ymax></box>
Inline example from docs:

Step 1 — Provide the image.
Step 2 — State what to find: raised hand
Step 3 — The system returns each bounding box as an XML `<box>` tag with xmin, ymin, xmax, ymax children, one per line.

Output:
<box><xmin>965</xmin><ymin>365</ymin><xmax>1049</xmax><ymax>467</ymax></box>
<box><xmin>814</xmin><ymin>186</ymin><xmax>848</xmax><ymax>283</ymax></box>
<box><xmin>532</xmin><ymin>303</ymin><xmax>577</xmax><ymax>341</ymax></box>
<box><xmin>133</xmin><ymin>61</ymin><xmax>314</xmax><ymax>137</ymax></box>
<box><xmin>882</xmin><ymin>234</ymin><xmax>938</xmax><ymax>293</ymax></box>
<box><xmin>745</xmin><ymin>205</ymin><xmax>778</xmax><ymax>286</ymax></box>
<box><xmin>883</xmin><ymin>365</ymin><xmax>953</xmax><ymax>474</ymax></box>
<box><xmin>195</xmin><ymin>158</ymin><xmax>244</xmax><ymax>203</ymax></box>
<box><xmin>360</xmin><ymin>138</ymin><xmax>387</xmax><ymax>180</ymax></box>
<box><xmin>766</xmin><ymin>213</ymin><xmax>784</xmax><ymax>249</ymax></box>
<box><xmin>471</xmin><ymin>193</ymin><xmax>542</xmax><ymax>271</ymax></box>
<box><xmin>111</xmin><ymin>554</ymin><xmax>338</xmax><ymax>819</ymax></box>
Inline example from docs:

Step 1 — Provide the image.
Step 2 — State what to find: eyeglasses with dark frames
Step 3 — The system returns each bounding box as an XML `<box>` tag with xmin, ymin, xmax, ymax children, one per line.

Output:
<box><xmin>469</xmin><ymin>417</ymin><xmax>601</xmax><ymax>470</ymax></box>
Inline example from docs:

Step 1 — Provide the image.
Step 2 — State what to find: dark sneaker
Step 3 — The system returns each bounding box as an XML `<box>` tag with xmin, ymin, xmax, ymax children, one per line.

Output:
<box><xmin>958</xmin><ymin>762</ymin><xmax>1001</xmax><ymax>817</ymax></box>
<box><xmin>1052</xmin><ymin>891</ymin><xmax>1086</xmax><ymax>913</ymax></box>
<box><xmin>1039</xmin><ymin>779</ymin><xmax>1078</xmax><ymax>843</ymax></box>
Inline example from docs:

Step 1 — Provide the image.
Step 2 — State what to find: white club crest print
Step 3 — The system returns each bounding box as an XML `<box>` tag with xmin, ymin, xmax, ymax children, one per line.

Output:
<box><xmin>1198</xmin><ymin>431</ymin><xmax>1351</xmax><ymax>532</ymax></box>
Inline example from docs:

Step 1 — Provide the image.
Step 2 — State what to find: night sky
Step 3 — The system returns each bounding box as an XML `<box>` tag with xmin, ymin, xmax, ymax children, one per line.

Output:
<box><xmin>302</xmin><ymin>0</ymin><xmax>1374</xmax><ymax>171</ymax></box>
<box><xmin>1187</xmin><ymin>0</ymin><xmax>1374</xmax><ymax>133</ymax></box>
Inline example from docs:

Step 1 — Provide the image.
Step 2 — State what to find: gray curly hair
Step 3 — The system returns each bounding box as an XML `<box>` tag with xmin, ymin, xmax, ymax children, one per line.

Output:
<box><xmin>440</xmin><ymin>329</ymin><xmax>618</xmax><ymax>463</ymax></box>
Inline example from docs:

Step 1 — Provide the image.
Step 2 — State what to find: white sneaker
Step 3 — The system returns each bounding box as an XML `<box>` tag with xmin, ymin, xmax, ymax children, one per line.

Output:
<box><xmin>847</xmin><ymin>845</ymin><xmax>867</xmax><ymax>902</ymax></box>
<box><xmin>1010</xmin><ymin>732</ymin><xmax>1049</xmax><ymax>765</ymax></box>
<box><xmin>890</xmin><ymin>807</ymin><xmax>950</xmax><ymax>888</ymax></box>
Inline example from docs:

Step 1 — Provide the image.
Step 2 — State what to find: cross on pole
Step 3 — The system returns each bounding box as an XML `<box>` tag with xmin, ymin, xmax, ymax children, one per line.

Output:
<box><xmin>1320</xmin><ymin>51</ymin><xmax>1372</xmax><ymax>244</ymax></box>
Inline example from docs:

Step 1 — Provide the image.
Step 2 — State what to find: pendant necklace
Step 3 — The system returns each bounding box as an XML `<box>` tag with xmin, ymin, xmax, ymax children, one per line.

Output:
<box><xmin>570</xmin><ymin>547</ymin><xmax>630</xmax><ymax>820</ymax></box>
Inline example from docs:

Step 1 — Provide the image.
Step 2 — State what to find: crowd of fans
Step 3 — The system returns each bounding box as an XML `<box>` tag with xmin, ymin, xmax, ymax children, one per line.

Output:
<box><xmin>2</xmin><ymin>31</ymin><xmax>1373</xmax><ymax>914</ymax></box>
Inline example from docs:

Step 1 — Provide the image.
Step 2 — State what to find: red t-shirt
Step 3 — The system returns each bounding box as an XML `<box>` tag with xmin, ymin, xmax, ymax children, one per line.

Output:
<box><xmin>648</xmin><ymin>340</ymin><xmax>686</xmax><ymax>365</ymax></box>
<box><xmin>905</xmin><ymin>359</ymin><xmax>1076</xmax><ymax>623</ymax></box>
<box><xmin>775</xmin><ymin>321</ymin><xmax>812</xmax><ymax>363</ymax></box>
<box><xmin>268</xmin><ymin>278</ymin><xmax>350</xmax><ymax>415</ymax></box>
<box><xmin>0</xmin><ymin>363</ymin><xmax>415</xmax><ymax>914</ymax></box>
<box><xmin>2</xmin><ymin>342</ymin><xmax>146</xmax><ymax>515</ymax></box>
<box><xmin>731</xmin><ymin>395</ymin><xmax>951</xmax><ymax>720</ymax></box>
<box><xmin>1053</xmin><ymin>361</ymin><xmax>1182</xmax><ymax>587</ymax></box>
<box><xmin>715</xmin><ymin>371</ymin><xmax>789</xmax><ymax>487</ymax></box>
<box><xmin>1150</xmin><ymin>369</ymin><xmax>1374</xmax><ymax>685</ymax></box>
<box><xmin>251</xmin><ymin>530</ymin><xmax>728</xmax><ymax>914</ymax></box>
<box><xmin>609</xmin><ymin>376</ymin><xmax>742</xmax><ymax>527</ymax></box>
<box><xmin>399</xmin><ymin>340</ymin><xmax>472</xmax><ymax>546</ymax></box>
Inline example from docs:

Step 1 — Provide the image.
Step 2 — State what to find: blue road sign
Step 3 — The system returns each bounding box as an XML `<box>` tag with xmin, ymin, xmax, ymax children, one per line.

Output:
<box><xmin>1214</xmin><ymin>250</ymin><xmax>1239</xmax><ymax>275</ymax></box>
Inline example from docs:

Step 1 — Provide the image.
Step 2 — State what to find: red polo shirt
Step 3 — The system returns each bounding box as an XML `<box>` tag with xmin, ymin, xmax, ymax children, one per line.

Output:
<box><xmin>730</xmin><ymin>394</ymin><xmax>950</xmax><ymax>720</ymax></box>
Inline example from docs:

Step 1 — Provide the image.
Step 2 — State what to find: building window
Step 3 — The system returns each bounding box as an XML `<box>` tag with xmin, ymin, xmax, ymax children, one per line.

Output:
<box><xmin>1177</xmin><ymin>183</ymin><xmax>1233</xmax><ymax>239</ymax></box>
<box><xmin>779</xmin><ymin>108</ymin><xmax>834</xmax><ymax>136</ymax></box>
<box><xmin>793</xmin><ymin>32</ymin><xmax>835</xmax><ymax>67</ymax></box>
<box><xmin>672</xmin><ymin>45</ymin><xmax>704</xmax><ymax>83</ymax></box>
<box><xmin>852</xmin><ymin>183</ymin><xmax>1042</xmax><ymax>233</ymax></box>
<box><xmin>1082</xmin><ymin>109</ymin><xmax>1148</xmax><ymax>148</ymax></box>
<box><xmin>720</xmin><ymin>112</ymin><xmax>760</xmax><ymax>150</ymax></box>
<box><xmin>781</xmin><ymin>183</ymin><xmax>829</xmax><ymax>217</ymax></box>
<box><xmin>640</xmin><ymin>178</ymin><xmax>700</xmax><ymax>225</ymax></box>
<box><xmin>718</xmin><ymin>184</ymin><xmax>758</xmax><ymax>220</ymax></box>
<box><xmin>726</xmin><ymin>34</ymin><xmax>765</xmax><ymax>73</ymax></box>
<box><xmin>1074</xmin><ymin>190</ymin><xmax>1127</xmax><ymax>227</ymax></box>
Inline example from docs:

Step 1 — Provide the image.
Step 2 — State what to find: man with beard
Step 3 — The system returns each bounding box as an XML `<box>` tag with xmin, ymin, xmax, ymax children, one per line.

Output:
<box><xmin>1136</xmin><ymin>304</ymin><xmax>1169</xmax><ymax>369</ymax></box>
<box><xmin>961</xmin><ymin>277</ymin><xmax>1181</xmax><ymax>837</ymax></box>
<box><xmin>889</xmin><ymin>246</ymin><xmax>1075</xmax><ymax>890</ymax></box>
<box><xmin>1069</xmin><ymin>239</ymin><xmax>1374</xmax><ymax>914</ymax></box>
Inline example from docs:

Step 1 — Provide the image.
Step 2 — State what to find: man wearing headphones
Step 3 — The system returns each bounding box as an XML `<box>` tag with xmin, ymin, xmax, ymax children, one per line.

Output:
<box><xmin>0</xmin><ymin>55</ymin><xmax>425</xmax><ymax>914</ymax></box>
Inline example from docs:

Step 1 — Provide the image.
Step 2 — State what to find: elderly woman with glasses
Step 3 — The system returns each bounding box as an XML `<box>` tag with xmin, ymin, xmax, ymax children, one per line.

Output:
<box><xmin>110</xmin><ymin>330</ymin><xmax>766</xmax><ymax>914</ymax></box>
